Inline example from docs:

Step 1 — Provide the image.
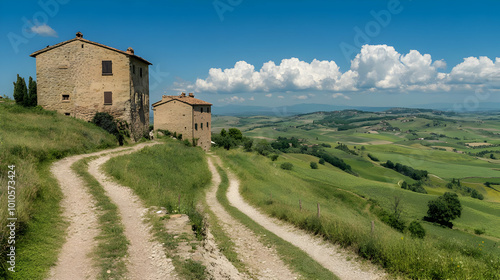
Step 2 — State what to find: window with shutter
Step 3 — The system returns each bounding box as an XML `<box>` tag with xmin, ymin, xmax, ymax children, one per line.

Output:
<box><xmin>140</xmin><ymin>67</ymin><xmax>143</xmax><ymax>77</ymax></box>
<box><xmin>102</xmin><ymin>60</ymin><xmax>112</xmax><ymax>75</ymax></box>
<box><xmin>104</xmin><ymin>91</ymin><xmax>112</xmax><ymax>105</ymax></box>
<box><xmin>195</xmin><ymin>123</ymin><xmax>198</xmax><ymax>131</ymax></box>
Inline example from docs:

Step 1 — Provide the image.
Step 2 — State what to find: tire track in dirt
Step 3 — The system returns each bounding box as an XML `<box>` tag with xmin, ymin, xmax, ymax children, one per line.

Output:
<box><xmin>206</xmin><ymin>156</ymin><xmax>300</xmax><ymax>280</ymax></box>
<box><xmin>88</xmin><ymin>142</ymin><xmax>176</xmax><ymax>280</ymax></box>
<box><xmin>218</xmin><ymin>155</ymin><xmax>387</xmax><ymax>280</ymax></box>
<box><xmin>49</xmin><ymin>145</ymin><xmax>139</xmax><ymax>280</ymax></box>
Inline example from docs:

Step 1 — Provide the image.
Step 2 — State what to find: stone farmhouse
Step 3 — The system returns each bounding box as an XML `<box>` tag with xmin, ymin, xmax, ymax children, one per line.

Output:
<box><xmin>152</xmin><ymin>93</ymin><xmax>212</xmax><ymax>151</ymax></box>
<box><xmin>30</xmin><ymin>32</ymin><xmax>151</xmax><ymax>141</ymax></box>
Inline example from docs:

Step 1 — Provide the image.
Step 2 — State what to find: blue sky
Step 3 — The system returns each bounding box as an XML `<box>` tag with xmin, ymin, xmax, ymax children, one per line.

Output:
<box><xmin>1</xmin><ymin>0</ymin><xmax>500</xmax><ymax>111</ymax></box>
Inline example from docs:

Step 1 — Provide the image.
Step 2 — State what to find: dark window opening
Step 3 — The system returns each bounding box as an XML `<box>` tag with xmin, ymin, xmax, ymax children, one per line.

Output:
<box><xmin>104</xmin><ymin>91</ymin><xmax>112</xmax><ymax>105</ymax></box>
<box><xmin>132</xmin><ymin>65</ymin><xmax>135</xmax><ymax>74</ymax></box>
<box><xmin>208</xmin><ymin>107</ymin><xmax>211</xmax><ymax>113</ymax></box>
<box><xmin>102</xmin><ymin>60</ymin><xmax>112</xmax><ymax>75</ymax></box>
<box><xmin>81</xmin><ymin>44</ymin><xmax>84</xmax><ymax>48</ymax></box>
<box><xmin>140</xmin><ymin>67</ymin><xmax>143</xmax><ymax>77</ymax></box>
<box><xmin>64</xmin><ymin>112</ymin><xmax>70</xmax><ymax>116</ymax></box>
<box><xmin>207</xmin><ymin>122</ymin><xmax>209</xmax><ymax>128</ymax></box>
<box><xmin>201</xmin><ymin>107</ymin><xmax>203</xmax><ymax>113</ymax></box>
<box><xmin>195</xmin><ymin>123</ymin><xmax>198</xmax><ymax>130</ymax></box>
<box><xmin>201</xmin><ymin>123</ymin><xmax>203</xmax><ymax>129</ymax></box>
<box><xmin>62</xmin><ymin>94</ymin><xmax>70</xmax><ymax>101</ymax></box>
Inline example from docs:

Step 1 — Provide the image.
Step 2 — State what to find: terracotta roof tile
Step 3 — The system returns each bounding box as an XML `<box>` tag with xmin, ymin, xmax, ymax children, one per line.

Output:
<box><xmin>152</xmin><ymin>95</ymin><xmax>212</xmax><ymax>107</ymax></box>
<box><xmin>30</xmin><ymin>36</ymin><xmax>152</xmax><ymax>65</ymax></box>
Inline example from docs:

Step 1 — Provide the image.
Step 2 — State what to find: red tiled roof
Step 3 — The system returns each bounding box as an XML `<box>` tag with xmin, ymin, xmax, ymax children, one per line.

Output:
<box><xmin>29</xmin><ymin>36</ymin><xmax>152</xmax><ymax>65</ymax></box>
<box><xmin>152</xmin><ymin>95</ymin><xmax>212</xmax><ymax>107</ymax></box>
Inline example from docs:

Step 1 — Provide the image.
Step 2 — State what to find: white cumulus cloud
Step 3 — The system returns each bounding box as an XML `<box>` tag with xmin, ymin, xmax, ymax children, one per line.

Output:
<box><xmin>448</xmin><ymin>56</ymin><xmax>500</xmax><ymax>84</ymax></box>
<box><xmin>218</xmin><ymin>95</ymin><xmax>245</xmax><ymax>104</ymax></box>
<box><xmin>30</xmin><ymin>24</ymin><xmax>58</xmax><ymax>37</ymax></box>
<box><xmin>294</xmin><ymin>95</ymin><xmax>308</xmax><ymax>100</ymax></box>
<box><xmin>190</xmin><ymin>44</ymin><xmax>500</xmax><ymax>94</ymax></box>
<box><xmin>332</xmin><ymin>93</ymin><xmax>351</xmax><ymax>100</ymax></box>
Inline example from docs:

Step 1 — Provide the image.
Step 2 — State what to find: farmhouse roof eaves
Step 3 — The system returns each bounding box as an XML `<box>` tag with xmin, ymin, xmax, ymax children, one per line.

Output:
<box><xmin>29</xmin><ymin>36</ymin><xmax>152</xmax><ymax>65</ymax></box>
<box><xmin>152</xmin><ymin>95</ymin><xmax>212</xmax><ymax>108</ymax></box>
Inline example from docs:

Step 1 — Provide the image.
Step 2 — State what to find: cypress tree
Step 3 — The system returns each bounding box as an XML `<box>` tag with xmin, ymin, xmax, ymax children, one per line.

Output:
<box><xmin>13</xmin><ymin>74</ymin><xmax>27</xmax><ymax>105</ymax></box>
<box><xmin>21</xmin><ymin>77</ymin><xmax>29</xmax><ymax>107</ymax></box>
<box><xmin>28</xmin><ymin>76</ymin><xmax>37</xmax><ymax>107</ymax></box>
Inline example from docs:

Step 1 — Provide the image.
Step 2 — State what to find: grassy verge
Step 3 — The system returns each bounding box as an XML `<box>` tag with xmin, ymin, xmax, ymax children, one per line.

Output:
<box><xmin>4</xmin><ymin>162</ymin><xmax>67</xmax><ymax>279</ymax></box>
<box><xmin>214</xmin><ymin>163</ymin><xmax>337</xmax><ymax>280</ymax></box>
<box><xmin>0</xmin><ymin>103</ymin><xmax>117</xmax><ymax>279</ymax></box>
<box><xmin>72</xmin><ymin>157</ymin><xmax>128</xmax><ymax>279</ymax></box>
<box><xmin>103</xmin><ymin>139</ymin><xmax>212</xmax><ymax>279</ymax></box>
<box><xmin>199</xmin><ymin>187</ymin><xmax>250</xmax><ymax>276</ymax></box>
<box><xmin>216</xmin><ymin>148</ymin><xmax>500</xmax><ymax>280</ymax></box>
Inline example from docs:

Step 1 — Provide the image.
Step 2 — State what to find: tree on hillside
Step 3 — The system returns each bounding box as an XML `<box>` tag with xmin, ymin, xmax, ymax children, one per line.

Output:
<box><xmin>28</xmin><ymin>76</ymin><xmax>37</xmax><ymax>107</ymax></box>
<box><xmin>228</xmin><ymin>128</ymin><xmax>243</xmax><ymax>140</ymax></box>
<box><xmin>254</xmin><ymin>139</ymin><xmax>274</xmax><ymax>156</ymax></box>
<box><xmin>212</xmin><ymin>128</ymin><xmax>242</xmax><ymax>150</ymax></box>
<box><xmin>243</xmin><ymin>137</ymin><xmax>253</xmax><ymax>152</ymax></box>
<box><xmin>13</xmin><ymin>74</ymin><xmax>27</xmax><ymax>105</ymax></box>
<box><xmin>424</xmin><ymin>192</ymin><xmax>462</xmax><ymax>228</ymax></box>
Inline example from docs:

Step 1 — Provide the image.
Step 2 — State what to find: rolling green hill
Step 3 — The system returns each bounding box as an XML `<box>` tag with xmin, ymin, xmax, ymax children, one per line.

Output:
<box><xmin>0</xmin><ymin>100</ymin><xmax>117</xmax><ymax>279</ymax></box>
<box><xmin>213</xmin><ymin>108</ymin><xmax>500</xmax><ymax>279</ymax></box>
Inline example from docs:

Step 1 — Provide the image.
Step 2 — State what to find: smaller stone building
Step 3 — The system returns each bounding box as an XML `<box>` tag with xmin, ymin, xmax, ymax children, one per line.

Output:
<box><xmin>152</xmin><ymin>93</ymin><xmax>212</xmax><ymax>151</ymax></box>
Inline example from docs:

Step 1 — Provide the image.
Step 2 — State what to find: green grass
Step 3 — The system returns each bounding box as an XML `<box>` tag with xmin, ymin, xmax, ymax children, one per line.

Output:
<box><xmin>103</xmin><ymin>139</ymin><xmax>212</xmax><ymax>279</ymax></box>
<box><xmin>72</xmin><ymin>157</ymin><xmax>128</xmax><ymax>279</ymax></box>
<box><xmin>213</xmin><ymin>162</ymin><xmax>337</xmax><ymax>280</ymax></box>
<box><xmin>216</xmin><ymin>148</ymin><xmax>500</xmax><ymax>279</ymax></box>
<box><xmin>200</xmin><ymin>194</ymin><xmax>249</xmax><ymax>275</ymax></box>
<box><xmin>366</xmin><ymin>144</ymin><xmax>500</xmax><ymax>179</ymax></box>
<box><xmin>0</xmin><ymin>103</ymin><xmax>117</xmax><ymax>279</ymax></box>
<box><xmin>4</xmin><ymin>162</ymin><xmax>67</xmax><ymax>279</ymax></box>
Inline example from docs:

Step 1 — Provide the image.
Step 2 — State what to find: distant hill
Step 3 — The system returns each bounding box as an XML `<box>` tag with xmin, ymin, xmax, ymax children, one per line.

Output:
<box><xmin>148</xmin><ymin>102</ymin><xmax>500</xmax><ymax>121</ymax></box>
<box><xmin>211</xmin><ymin>102</ymin><xmax>500</xmax><ymax>116</ymax></box>
<box><xmin>212</xmin><ymin>104</ymin><xmax>392</xmax><ymax>116</ymax></box>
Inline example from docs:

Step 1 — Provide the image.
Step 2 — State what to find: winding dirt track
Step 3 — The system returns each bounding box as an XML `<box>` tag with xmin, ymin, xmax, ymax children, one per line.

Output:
<box><xmin>49</xmin><ymin>143</ymin><xmax>176</xmax><ymax>280</ymax></box>
<box><xmin>213</xmin><ymin>155</ymin><xmax>387</xmax><ymax>280</ymax></box>
<box><xmin>206</xmin><ymin>157</ymin><xmax>299</xmax><ymax>280</ymax></box>
<box><xmin>88</xmin><ymin>143</ymin><xmax>176</xmax><ymax>280</ymax></box>
<box><xmin>51</xmin><ymin>142</ymin><xmax>386</xmax><ymax>280</ymax></box>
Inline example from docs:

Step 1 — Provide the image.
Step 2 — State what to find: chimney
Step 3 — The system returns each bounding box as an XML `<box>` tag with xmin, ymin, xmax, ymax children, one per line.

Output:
<box><xmin>188</xmin><ymin>93</ymin><xmax>194</xmax><ymax>97</ymax></box>
<box><xmin>126</xmin><ymin>47</ymin><xmax>134</xmax><ymax>55</ymax></box>
<box><xmin>76</xmin><ymin>31</ymin><xmax>83</xmax><ymax>38</ymax></box>
<box><xmin>180</xmin><ymin>92</ymin><xmax>186</xmax><ymax>97</ymax></box>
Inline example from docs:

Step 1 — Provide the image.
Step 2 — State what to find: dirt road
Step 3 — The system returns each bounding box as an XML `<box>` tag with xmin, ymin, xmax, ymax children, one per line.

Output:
<box><xmin>212</xmin><ymin>155</ymin><xmax>386</xmax><ymax>280</ymax></box>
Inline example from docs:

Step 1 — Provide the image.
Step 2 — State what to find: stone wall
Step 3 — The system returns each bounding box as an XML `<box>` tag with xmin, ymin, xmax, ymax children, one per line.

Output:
<box><xmin>192</xmin><ymin>105</ymin><xmax>212</xmax><ymax>151</ymax></box>
<box><xmin>129</xmin><ymin>58</ymin><xmax>150</xmax><ymax>139</ymax></box>
<box><xmin>153</xmin><ymin>100</ymin><xmax>193</xmax><ymax>140</ymax></box>
<box><xmin>35</xmin><ymin>39</ymin><xmax>149</xmax><ymax>141</ymax></box>
<box><xmin>153</xmin><ymin>98</ymin><xmax>212</xmax><ymax>151</ymax></box>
